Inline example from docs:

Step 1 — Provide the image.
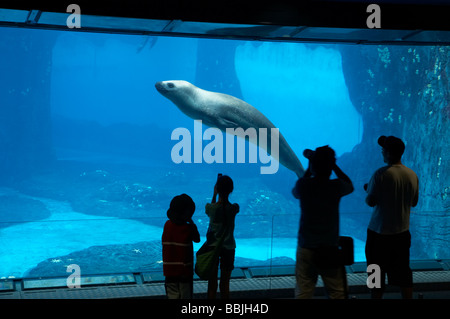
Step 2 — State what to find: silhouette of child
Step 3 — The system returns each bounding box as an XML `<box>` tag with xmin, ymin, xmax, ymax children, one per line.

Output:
<box><xmin>205</xmin><ymin>174</ymin><xmax>239</xmax><ymax>299</ymax></box>
<box><xmin>162</xmin><ymin>194</ymin><xmax>200</xmax><ymax>299</ymax></box>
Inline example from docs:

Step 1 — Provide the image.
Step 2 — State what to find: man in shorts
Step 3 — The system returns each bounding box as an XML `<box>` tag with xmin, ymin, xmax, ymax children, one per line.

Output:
<box><xmin>293</xmin><ymin>146</ymin><xmax>354</xmax><ymax>299</ymax></box>
<box><xmin>365</xmin><ymin>135</ymin><xmax>419</xmax><ymax>299</ymax></box>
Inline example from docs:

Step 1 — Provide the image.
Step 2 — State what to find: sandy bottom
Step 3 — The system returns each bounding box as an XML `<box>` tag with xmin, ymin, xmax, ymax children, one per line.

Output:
<box><xmin>0</xmin><ymin>188</ymin><xmax>366</xmax><ymax>278</ymax></box>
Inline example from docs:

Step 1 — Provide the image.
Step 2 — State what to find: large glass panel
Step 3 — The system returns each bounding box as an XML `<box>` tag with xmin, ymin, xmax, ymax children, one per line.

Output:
<box><xmin>0</xmin><ymin>216</ymin><xmax>167</xmax><ymax>279</ymax></box>
<box><xmin>409</xmin><ymin>211</ymin><xmax>450</xmax><ymax>260</ymax></box>
<box><xmin>271</xmin><ymin>214</ymin><xmax>297</xmax><ymax>267</ymax></box>
<box><xmin>0</xmin><ymin>26</ymin><xmax>448</xmax><ymax>280</ymax></box>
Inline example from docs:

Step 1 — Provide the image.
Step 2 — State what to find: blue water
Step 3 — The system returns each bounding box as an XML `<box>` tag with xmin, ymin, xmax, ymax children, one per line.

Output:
<box><xmin>0</xmin><ymin>27</ymin><xmax>448</xmax><ymax>279</ymax></box>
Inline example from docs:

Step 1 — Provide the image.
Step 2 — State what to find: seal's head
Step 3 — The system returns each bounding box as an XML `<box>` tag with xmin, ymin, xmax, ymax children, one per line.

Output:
<box><xmin>155</xmin><ymin>80</ymin><xmax>200</xmax><ymax>116</ymax></box>
<box><xmin>155</xmin><ymin>80</ymin><xmax>191</xmax><ymax>98</ymax></box>
<box><xmin>155</xmin><ymin>80</ymin><xmax>175</xmax><ymax>94</ymax></box>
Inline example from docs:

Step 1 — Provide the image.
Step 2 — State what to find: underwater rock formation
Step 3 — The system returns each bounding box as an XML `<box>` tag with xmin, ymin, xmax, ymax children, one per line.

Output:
<box><xmin>339</xmin><ymin>45</ymin><xmax>449</xmax><ymax>214</ymax></box>
<box><xmin>95</xmin><ymin>180</ymin><xmax>169</xmax><ymax>210</ymax></box>
<box><xmin>26</xmin><ymin>240</ymin><xmax>295</xmax><ymax>277</ymax></box>
<box><xmin>26</xmin><ymin>240</ymin><xmax>296</xmax><ymax>278</ymax></box>
<box><xmin>241</xmin><ymin>189</ymin><xmax>298</xmax><ymax>237</ymax></box>
<box><xmin>0</xmin><ymin>195</ymin><xmax>50</xmax><ymax>228</ymax></box>
<box><xmin>0</xmin><ymin>29</ymin><xmax>57</xmax><ymax>184</ymax></box>
<box><xmin>26</xmin><ymin>241</ymin><xmax>163</xmax><ymax>277</ymax></box>
<box><xmin>74</xmin><ymin>168</ymin><xmax>172</xmax><ymax>221</ymax></box>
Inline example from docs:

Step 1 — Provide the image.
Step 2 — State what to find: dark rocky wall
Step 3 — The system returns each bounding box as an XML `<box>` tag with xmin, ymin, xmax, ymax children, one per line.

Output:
<box><xmin>0</xmin><ymin>28</ymin><xmax>58</xmax><ymax>184</ymax></box>
<box><xmin>339</xmin><ymin>44</ymin><xmax>449</xmax><ymax>213</ymax></box>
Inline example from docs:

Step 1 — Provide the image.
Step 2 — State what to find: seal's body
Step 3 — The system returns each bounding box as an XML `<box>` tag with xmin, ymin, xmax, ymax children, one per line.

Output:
<box><xmin>155</xmin><ymin>80</ymin><xmax>304</xmax><ymax>177</ymax></box>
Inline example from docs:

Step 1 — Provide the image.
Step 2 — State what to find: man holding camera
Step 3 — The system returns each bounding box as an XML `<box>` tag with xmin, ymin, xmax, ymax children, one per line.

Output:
<box><xmin>292</xmin><ymin>145</ymin><xmax>354</xmax><ymax>299</ymax></box>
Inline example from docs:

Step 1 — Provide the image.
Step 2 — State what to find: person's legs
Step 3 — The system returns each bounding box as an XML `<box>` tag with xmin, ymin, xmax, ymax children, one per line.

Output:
<box><xmin>401</xmin><ymin>286</ymin><xmax>413</xmax><ymax>299</ymax></box>
<box><xmin>365</xmin><ymin>229</ymin><xmax>387</xmax><ymax>299</ymax></box>
<box><xmin>219</xmin><ymin>248</ymin><xmax>235</xmax><ymax>299</ymax></box>
<box><xmin>388</xmin><ymin>231</ymin><xmax>413</xmax><ymax>299</ymax></box>
<box><xmin>295</xmin><ymin>247</ymin><xmax>318</xmax><ymax>299</ymax></box>
<box><xmin>207</xmin><ymin>261</ymin><xmax>219</xmax><ymax>299</ymax></box>
<box><xmin>179</xmin><ymin>278</ymin><xmax>194</xmax><ymax>299</ymax></box>
<box><xmin>320</xmin><ymin>266</ymin><xmax>347</xmax><ymax>299</ymax></box>
<box><xmin>371</xmin><ymin>287</ymin><xmax>385</xmax><ymax>299</ymax></box>
<box><xmin>219</xmin><ymin>270</ymin><xmax>232</xmax><ymax>299</ymax></box>
<box><xmin>165</xmin><ymin>280</ymin><xmax>181</xmax><ymax>299</ymax></box>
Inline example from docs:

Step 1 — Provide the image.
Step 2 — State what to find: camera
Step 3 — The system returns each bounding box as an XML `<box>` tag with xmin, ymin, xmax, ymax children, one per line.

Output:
<box><xmin>303</xmin><ymin>149</ymin><xmax>315</xmax><ymax>160</ymax></box>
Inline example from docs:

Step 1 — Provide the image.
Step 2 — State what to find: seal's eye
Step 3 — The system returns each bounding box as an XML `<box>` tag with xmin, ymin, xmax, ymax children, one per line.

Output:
<box><xmin>167</xmin><ymin>82</ymin><xmax>175</xmax><ymax>88</ymax></box>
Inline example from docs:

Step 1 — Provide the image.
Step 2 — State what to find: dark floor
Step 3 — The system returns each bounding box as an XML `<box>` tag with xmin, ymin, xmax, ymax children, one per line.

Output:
<box><xmin>1</xmin><ymin>260</ymin><xmax>449</xmax><ymax>299</ymax></box>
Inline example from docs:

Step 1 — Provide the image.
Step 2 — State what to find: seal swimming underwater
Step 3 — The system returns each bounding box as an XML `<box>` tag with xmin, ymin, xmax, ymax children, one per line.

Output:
<box><xmin>155</xmin><ymin>80</ymin><xmax>304</xmax><ymax>177</ymax></box>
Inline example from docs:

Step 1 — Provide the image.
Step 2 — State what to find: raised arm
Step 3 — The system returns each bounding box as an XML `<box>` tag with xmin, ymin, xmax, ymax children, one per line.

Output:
<box><xmin>333</xmin><ymin>164</ymin><xmax>354</xmax><ymax>195</ymax></box>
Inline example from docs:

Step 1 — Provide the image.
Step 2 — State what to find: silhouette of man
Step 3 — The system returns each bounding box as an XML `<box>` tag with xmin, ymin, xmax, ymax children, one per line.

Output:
<box><xmin>293</xmin><ymin>146</ymin><xmax>354</xmax><ymax>299</ymax></box>
<box><xmin>365</xmin><ymin>135</ymin><xmax>419</xmax><ymax>299</ymax></box>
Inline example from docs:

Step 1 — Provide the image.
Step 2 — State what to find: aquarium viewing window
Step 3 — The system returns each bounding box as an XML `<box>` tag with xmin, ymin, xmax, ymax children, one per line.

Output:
<box><xmin>0</xmin><ymin>4</ymin><xmax>449</xmax><ymax>285</ymax></box>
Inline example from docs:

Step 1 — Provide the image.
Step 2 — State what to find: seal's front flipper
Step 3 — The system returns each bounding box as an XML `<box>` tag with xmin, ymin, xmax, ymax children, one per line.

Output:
<box><xmin>218</xmin><ymin>118</ymin><xmax>239</xmax><ymax>128</ymax></box>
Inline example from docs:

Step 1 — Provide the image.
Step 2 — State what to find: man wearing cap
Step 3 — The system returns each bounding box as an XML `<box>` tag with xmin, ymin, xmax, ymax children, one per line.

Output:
<box><xmin>365</xmin><ymin>135</ymin><xmax>419</xmax><ymax>299</ymax></box>
<box><xmin>293</xmin><ymin>146</ymin><xmax>354</xmax><ymax>299</ymax></box>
